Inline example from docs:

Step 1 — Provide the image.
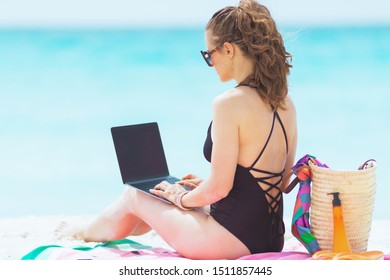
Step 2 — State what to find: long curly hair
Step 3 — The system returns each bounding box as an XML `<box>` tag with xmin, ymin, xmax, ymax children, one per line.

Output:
<box><xmin>206</xmin><ymin>0</ymin><xmax>292</xmax><ymax>110</ymax></box>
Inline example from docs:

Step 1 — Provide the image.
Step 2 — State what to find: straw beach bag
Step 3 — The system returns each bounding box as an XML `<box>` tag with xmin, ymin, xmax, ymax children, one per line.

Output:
<box><xmin>309</xmin><ymin>159</ymin><xmax>377</xmax><ymax>252</ymax></box>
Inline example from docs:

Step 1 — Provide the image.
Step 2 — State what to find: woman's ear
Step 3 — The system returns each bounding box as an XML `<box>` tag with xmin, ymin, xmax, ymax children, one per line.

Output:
<box><xmin>223</xmin><ymin>42</ymin><xmax>235</xmax><ymax>58</ymax></box>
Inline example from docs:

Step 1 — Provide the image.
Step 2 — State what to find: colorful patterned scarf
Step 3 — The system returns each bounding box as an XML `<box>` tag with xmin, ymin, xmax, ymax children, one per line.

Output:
<box><xmin>289</xmin><ymin>154</ymin><xmax>328</xmax><ymax>255</ymax></box>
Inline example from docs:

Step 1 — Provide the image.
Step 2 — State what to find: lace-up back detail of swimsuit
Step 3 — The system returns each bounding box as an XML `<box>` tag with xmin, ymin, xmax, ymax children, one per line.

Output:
<box><xmin>246</xmin><ymin>109</ymin><xmax>288</xmax><ymax>214</ymax></box>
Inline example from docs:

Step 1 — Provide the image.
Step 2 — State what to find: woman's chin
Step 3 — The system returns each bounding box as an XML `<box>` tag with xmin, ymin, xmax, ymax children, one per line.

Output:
<box><xmin>218</xmin><ymin>76</ymin><xmax>233</xmax><ymax>83</ymax></box>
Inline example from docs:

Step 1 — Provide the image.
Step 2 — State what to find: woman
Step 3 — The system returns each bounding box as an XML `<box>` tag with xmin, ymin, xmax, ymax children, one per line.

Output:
<box><xmin>67</xmin><ymin>0</ymin><xmax>297</xmax><ymax>260</ymax></box>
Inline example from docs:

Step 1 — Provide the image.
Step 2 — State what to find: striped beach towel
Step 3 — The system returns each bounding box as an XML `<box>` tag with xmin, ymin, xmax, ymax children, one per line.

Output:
<box><xmin>21</xmin><ymin>237</ymin><xmax>388</xmax><ymax>260</ymax></box>
<box><xmin>21</xmin><ymin>239</ymin><xmax>184</xmax><ymax>260</ymax></box>
<box><xmin>21</xmin><ymin>238</ymin><xmax>312</xmax><ymax>260</ymax></box>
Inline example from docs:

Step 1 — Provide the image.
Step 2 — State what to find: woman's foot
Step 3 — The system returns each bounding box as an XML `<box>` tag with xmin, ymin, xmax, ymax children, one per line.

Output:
<box><xmin>54</xmin><ymin>220</ymin><xmax>85</xmax><ymax>241</ymax></box>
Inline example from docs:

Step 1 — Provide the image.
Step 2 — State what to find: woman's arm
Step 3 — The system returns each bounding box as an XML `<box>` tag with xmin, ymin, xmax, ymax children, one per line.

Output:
<box><xmin>180</xmin><ymin>92</ymin><xmax>241</xmax><ymax>208</ymax></box>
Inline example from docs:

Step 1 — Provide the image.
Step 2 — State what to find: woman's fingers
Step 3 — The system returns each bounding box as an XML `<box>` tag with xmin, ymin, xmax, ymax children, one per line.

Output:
<box><xmin>150</xmin><ymin>181</ymin><xmax>188</xmax><ymax>203</ymax></box>
<box><xmin>179</xmin><ymin>178</ymin><xmax>203</xmax><ymax>187</ymax></box>
<box><xmin>149</xmin><ymin>188</ymin><xmax>163</xmax><ymax>196</ymax></box>
<box><xmin>151</xmin><ymin>181</ymin><xmax>171</xmax><ymax>199</ymax></box>
<box><xmin>181</xmin><ymin>173</ymin><xmax>198</xmax><ymax>180</ymax></box>
<box><xmin>180</xmin><ymin>181</ymin><xmax>197</xmax><ymax>190</ymax></box>
<box><xmin>153</xmin><ymin>181</ymin><xmax>167</xmax><ymax>191</ymax></box>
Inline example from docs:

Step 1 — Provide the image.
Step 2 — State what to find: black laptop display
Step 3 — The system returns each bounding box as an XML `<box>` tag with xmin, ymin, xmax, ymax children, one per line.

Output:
<box><xmin>111</xmin><ymin>122</ymin><xmax>180</xmax><ymax>203</ymax></box>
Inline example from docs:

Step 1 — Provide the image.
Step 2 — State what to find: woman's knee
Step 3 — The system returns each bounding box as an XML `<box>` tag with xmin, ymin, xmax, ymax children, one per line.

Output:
<box><xmin>121</xmin><ymin>186</ymin><xmax>137</xmax><ymax>203</ymax></box>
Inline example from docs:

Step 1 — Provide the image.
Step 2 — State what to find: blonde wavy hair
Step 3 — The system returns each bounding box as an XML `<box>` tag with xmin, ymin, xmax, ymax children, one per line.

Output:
<box><xmin>206</xmin><ymin>0</ymin><xmax>292</xmax><ymax>110</ymax></box>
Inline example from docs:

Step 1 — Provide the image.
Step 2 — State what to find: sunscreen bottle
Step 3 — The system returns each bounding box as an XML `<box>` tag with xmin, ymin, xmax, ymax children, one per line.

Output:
<box><xmin>328</xmin><ymin>192</ymin><xmax>352</xmax><ymax>253</ymax></box>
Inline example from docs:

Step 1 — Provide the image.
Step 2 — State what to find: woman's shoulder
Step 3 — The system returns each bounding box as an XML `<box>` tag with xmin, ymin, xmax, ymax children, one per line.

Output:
<box><xmin>211</xmin><ymin>88</ymin><xmax>249</xmax><ymax>124</ymax></box>
<box><xmin>277</xmin><ymin>95</ymin><xmax>297</xmax><ymax>136</ymax></box>
<box><xmin>280</xmin><ymin>95</ymin><xmax>296</xmax><ymax>117</ymax></box>
<box><xmin>212</xmin><ymin>88</ymin><xmax>245</xmax><ymax>111</ymax></box>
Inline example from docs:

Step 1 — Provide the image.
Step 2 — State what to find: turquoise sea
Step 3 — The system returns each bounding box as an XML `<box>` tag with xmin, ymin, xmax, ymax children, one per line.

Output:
<box><xmin>0</xmin><ymin>26</ymin><xmax>389</xmax><ymax>220</ymax></box>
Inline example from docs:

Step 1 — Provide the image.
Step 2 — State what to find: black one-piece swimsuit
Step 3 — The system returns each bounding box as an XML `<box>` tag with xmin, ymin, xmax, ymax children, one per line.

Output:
<box><xmin>203</xmin><ymin>107</ymin><xmax>288</xmax><ymax>254</ymax></box>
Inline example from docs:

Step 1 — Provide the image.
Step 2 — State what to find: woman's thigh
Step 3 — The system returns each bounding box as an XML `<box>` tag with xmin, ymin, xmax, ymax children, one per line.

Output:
<box><xmin>127</xmin><ymin>187</ymin><xmax>250</xmax><ymax>259</ymax></box>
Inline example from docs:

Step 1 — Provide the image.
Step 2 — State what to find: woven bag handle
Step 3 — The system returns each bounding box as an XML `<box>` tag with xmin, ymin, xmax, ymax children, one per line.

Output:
<box><xmin>284</xmin><ymin>157</ymin><xmax>319</xmax><ymax>194</ymax></box>
<box><xmin>358</xmin><ymin>159</ymin><xmax>376</xmax><ymax>170</ymax></box>
<box><xmin>284</xmin><ymin>164</ymin><xmax>309</xmax><ymax>194</ymax></box>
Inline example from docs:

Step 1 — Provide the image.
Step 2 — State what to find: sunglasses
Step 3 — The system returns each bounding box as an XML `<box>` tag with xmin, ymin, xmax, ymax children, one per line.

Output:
<box><xmin>200</xmin><ymin>39</ymin><xmax>241</xmax><ymax>67</ymax></box>
<box><xmin>200</xmin><ymin>46</ymin><xmax>221</xmax><ymax>67</ymax></box>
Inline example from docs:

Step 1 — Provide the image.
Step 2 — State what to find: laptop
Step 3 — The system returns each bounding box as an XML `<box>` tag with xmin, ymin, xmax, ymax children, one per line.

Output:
<box><xmin>111</xmin><ymin>122</ymin><xmax>181</xmax><ymax>203</ymax></box>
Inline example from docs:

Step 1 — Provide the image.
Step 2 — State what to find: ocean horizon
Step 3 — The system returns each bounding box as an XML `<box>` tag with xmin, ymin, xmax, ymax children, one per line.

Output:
<box><xmin>0</xmin><ymin>25</ymin><xmax>389</xmax><ymax>221</ymax></box>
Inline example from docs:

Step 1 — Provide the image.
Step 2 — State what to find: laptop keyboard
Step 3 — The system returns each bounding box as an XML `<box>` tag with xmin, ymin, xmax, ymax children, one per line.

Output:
<box><xmin>136</xmin><ymin>177</ymin><xmax>179</xmax><ymax>190</ymax></box>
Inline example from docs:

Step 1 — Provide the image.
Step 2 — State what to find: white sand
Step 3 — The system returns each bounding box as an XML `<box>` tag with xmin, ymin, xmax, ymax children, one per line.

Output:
<box><xmin>0</xmin><ymin>215</ymin><xmax>389</xmax><ymax>260</ymax></box>
<box><xmin>0</xmin><ymin>215</ymin><xmax>171</xmax><ymax>260</ymax></box>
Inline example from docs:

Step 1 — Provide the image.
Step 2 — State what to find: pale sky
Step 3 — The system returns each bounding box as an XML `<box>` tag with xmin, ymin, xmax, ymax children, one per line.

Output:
<box><xmin>0</xmin><ymin>0</ymin><xmax>389</xmax><ymax>27</ymax></box>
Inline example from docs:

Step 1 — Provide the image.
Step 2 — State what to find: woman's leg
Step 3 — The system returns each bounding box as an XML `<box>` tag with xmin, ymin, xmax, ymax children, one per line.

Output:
<box><xmin>77</xmin><ymin>186</ymin><xmax>250</xmax><ymax>259</ymax></box>
<box><xmin>74</xmin><ymin>188</ymin><xmax>152</xmax><ymax>242</ymax></box>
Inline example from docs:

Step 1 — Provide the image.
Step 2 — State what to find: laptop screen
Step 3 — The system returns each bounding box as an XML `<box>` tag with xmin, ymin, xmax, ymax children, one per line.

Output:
<box><xmin>111</xmin><ymin>123</ymin><xmax>170</xmax><ymax>184</ymax></box>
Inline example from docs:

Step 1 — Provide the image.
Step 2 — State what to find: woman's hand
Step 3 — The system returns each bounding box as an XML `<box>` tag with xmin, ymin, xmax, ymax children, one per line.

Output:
<box><xmin>150</xmin><ymin>181</ymin><xmax>190</xmax><ymax>210</ymax></box>
<box><xmin>178</xmin><ymin>174</ymin><xmax>203</xmax><ymax>190</ymax></box>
